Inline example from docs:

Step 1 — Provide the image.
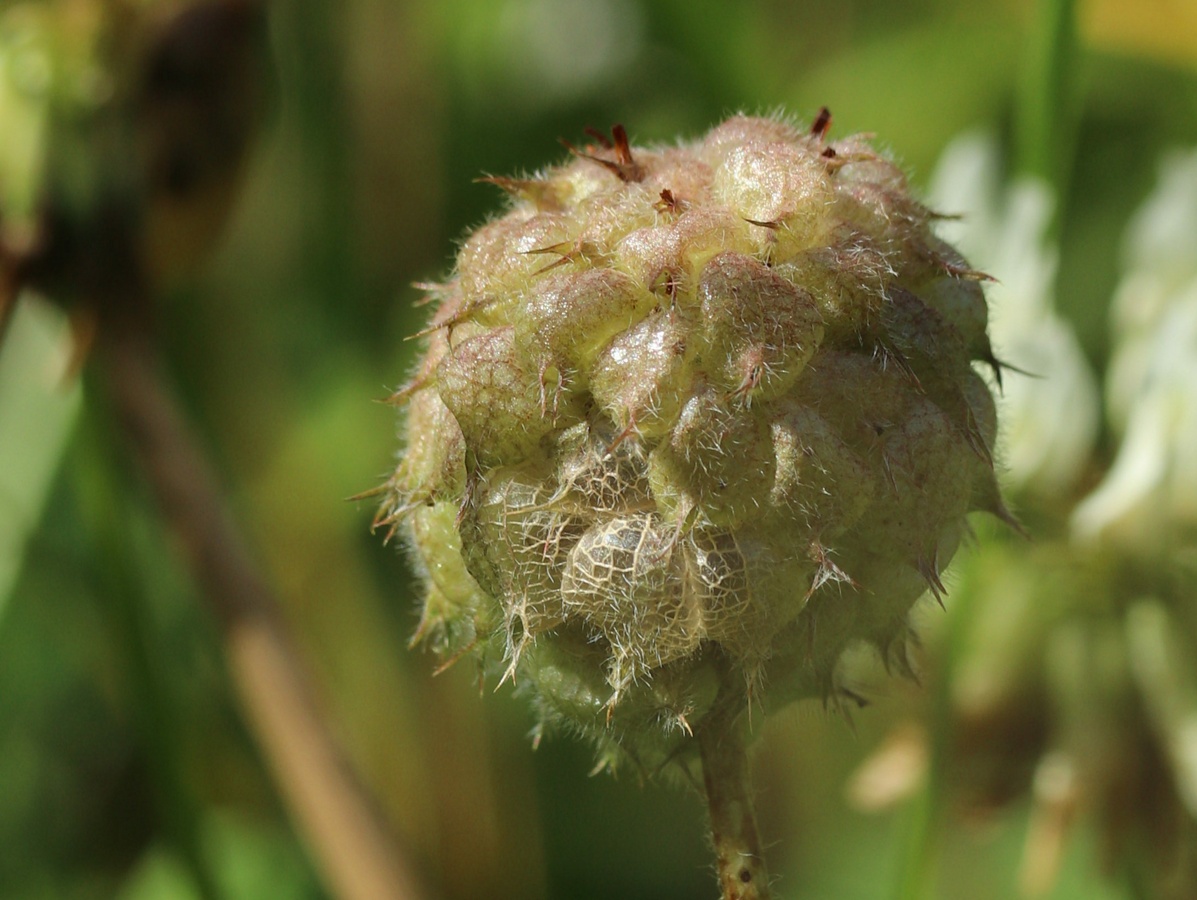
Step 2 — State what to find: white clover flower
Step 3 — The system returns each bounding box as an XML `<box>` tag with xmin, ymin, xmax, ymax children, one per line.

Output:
<box><xmin>928</xmin><ymin>133</ymin><xmax>1099</xmax><ymax>498</ymax></box>
<box><xmin>1073</xmin><ymin>147</ymin><xmax>1197</xmax><ymax>547</ymax></box>
<box><xmin>1104</xmin><ymin>148</ymin><xmax>1197</xmax><ymax>429</ymax></box>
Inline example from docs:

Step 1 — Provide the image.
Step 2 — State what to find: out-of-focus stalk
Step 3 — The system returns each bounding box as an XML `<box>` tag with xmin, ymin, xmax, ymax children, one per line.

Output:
<box><xmin>96</xmin><ymin>311</ymin><xmax>430</xmax><ymax>900</ymax></box>
<box><xmin>1015</xmin><ymin>0</ymin><xmax>1080</xmax><ymax>225</ymax></box>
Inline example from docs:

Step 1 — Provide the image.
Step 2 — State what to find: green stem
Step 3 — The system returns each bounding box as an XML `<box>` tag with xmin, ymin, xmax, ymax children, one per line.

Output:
<box><xmin>697</xmin><ymin>678</ymin><xmax>771</xmax><ymax>900</ymax></box>
<box><xmin>892</xmin><ymin>769</ymin><xmax>937</xmax><ymax>900</ymax></box>
<box><xmin>1015</xmin><ymin>0</ymin><xmax>1081</xmax><ymax>222</ymax></box>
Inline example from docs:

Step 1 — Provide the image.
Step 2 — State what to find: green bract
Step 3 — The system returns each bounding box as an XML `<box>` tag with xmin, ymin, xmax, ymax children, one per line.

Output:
<box><xmin>382</xmin><ymin>114</ymin><xmax>1010</xmax><ymax>770</ymax></box>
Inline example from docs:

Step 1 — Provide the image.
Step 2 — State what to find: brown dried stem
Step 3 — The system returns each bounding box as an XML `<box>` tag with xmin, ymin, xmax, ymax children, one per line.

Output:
<box><xmin>96</xmin><ymin>315</ymin><xmax>428</xmax><ymax>900</ymax></box>
<box><xmin>697</xmin><ymin>677</ymin><xmax>773</xmax><ymax>900</ymax></box>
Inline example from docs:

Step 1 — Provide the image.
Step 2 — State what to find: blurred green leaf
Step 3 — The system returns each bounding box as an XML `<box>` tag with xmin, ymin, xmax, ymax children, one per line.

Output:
<box><xmin>0</xmin><ymin>296</ymin><xmax>80</xmax><ymax>621</ymax></box>
<box><xmin>117</xmin><ymin>810</ymin><xmax>318</xmax><ymax>900</ymax></box>
<box><xmin>199</xmin><ymin>809</ymin><xmax>317</xmax><ymax>900</ymax></box>
<box><xmin>118</xmin><ymin>847</ymin><xmax>203</xmax><ymax>900</ymax></box>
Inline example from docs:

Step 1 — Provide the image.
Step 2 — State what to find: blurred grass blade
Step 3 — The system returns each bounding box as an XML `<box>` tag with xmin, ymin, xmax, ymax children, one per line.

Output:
<box><xmin>1126</xmin><ymin>600</ymin><xmax>1197</xmax><ymax>816</ymax></box>
<box><xmin>1016</xmin><ymin>0</ymin><xmax>1080</xmax><ymax>214</ymax></box>
<box><xmin>0</xmin><ymin>296</ymin><xmax>81</xmax><ymax>620</ymax></box>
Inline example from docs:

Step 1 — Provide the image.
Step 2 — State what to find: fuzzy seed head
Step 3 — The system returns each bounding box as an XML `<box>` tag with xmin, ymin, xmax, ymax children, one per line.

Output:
<box><xmin>381</xmin><ymin>113</ymin><xmax>1009</xmax><ymax>768</ymax></box>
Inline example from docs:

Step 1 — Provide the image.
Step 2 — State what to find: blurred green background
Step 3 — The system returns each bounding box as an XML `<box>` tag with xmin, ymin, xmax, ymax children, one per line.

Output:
<box><xmin>2</xmin><ymin>0</ymin><xmax>1197</xmax><ymax>898</ymax></box>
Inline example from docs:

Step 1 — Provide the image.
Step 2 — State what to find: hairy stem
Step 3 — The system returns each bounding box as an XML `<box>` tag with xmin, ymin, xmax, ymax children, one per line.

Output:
<box><xmin>96</xmin><ymin>315</ymin><xmax>427</xmax><ymax>900</ymax></box>
<box><xmin>697</xmin><ymin>683</ymin><xmax>772</xmax><ymax>900</ymax></box>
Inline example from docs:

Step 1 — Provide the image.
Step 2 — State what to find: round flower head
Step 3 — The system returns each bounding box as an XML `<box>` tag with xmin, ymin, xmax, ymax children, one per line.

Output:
<box><xmin>380</xmin><ymin>112</ymin><xmax>1010</xmax><ymax>770</ymax></box>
